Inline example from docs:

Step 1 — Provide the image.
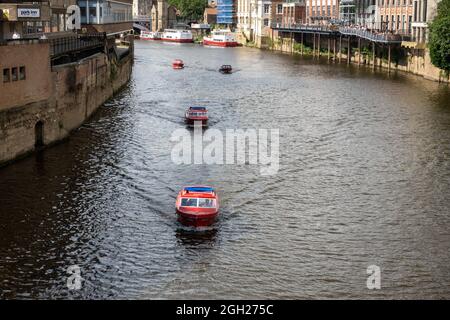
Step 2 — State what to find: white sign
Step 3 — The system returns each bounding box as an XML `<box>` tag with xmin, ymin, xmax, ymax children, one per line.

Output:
<box><xmin>17</xmin><ymin>8</ymin><xmax>40</xmax><ymax>19</ymax></box>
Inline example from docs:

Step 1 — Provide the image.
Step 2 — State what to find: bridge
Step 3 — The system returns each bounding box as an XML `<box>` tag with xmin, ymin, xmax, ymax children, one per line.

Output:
<box><xmin>133</xmin><ymin>0</ymin><xmax>169</xmax><ymax>33</ymax></box>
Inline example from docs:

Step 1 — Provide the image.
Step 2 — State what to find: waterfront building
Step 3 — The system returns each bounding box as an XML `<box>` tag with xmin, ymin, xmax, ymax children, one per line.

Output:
<box><xmin>204</xmin><ymin>5</ymin><xmax>218</xmax><ymax>25</ymax></box>
<box><xmin>307</xmin><ymin>0</ymin><xmax>340</xmax><ymax>24</ymax></box>
<box><xmin>0</xmin><ymin>1</ymin><xmax>80</xmax><ymax>40</ymax></box>
<box><xmin>354</xmin><ymin>0</ymin><xmax>376</xmax><ymax>27</ymax></box>
<box><xmin>411</xmin><ymin>0</ymin><xmax>440</xmax><ymax>43</ymax></box>
<box><xmin>77</xmin><ymin>0</ymin><xmax>133</xmax><ymax>34</ymax></box>
<box><xmin>271</xmin><ymin>0</ymin><xmax>283</xmax><ymax>26</ymax></box>
<box><xmin>237</xmin><ymin>0</ymin><xmax>257</xmax><ymax>40</ymax></box>
<box><xmin>375</xmin><ymin>0</ymin><xmax>413</xmax><ymax>34</ymax></box>
<box><xmin>217</xmin><ymin>0</ymin><xmax>236</xmax><ymax>25</ymax></box>
<box><xmin>280</xmin><ymin>0</ymin><xmax>306</xmax><ymax>25</ymax></box>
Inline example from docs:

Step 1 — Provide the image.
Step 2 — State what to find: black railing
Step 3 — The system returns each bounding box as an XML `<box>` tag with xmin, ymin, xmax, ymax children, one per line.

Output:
<box><xmin>50</xmin><ymin>33</ymin><xmax>106</xmax><ymax>58</ymax></box>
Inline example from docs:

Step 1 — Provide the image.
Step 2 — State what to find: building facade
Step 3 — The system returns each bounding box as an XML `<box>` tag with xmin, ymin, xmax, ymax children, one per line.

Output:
<box><xmin>217</xmin><ymin>0</ymin><xmax>236</xmax><ymax>25</ymax></box>
<box><xmin>77</xmin><ymin>0</ymin><xmax>133</xmax><ymax>34</ymax></box>
<box><xmin>307</xmin><ymin>0</ymin><xmax>340</xmax><ymax>24</ymax></box>
<box><xmin>376</xmin><ymin>0</ymin><xmax>413</xmax><ymax>34</ymax></box>
<box><xmin>0</xmin><ymin>1</ymin><xmax>79</xmax><ymax>40</ymax></box>
<box><xmin>411</xmin><ymin>0</ymin><xmax>440</xmax><ymax>43</ymax></box>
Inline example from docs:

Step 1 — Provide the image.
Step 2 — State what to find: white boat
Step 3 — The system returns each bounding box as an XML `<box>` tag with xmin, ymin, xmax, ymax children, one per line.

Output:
<box><xmin>161</xmin><ymin>29</ymin><xmax>193</xmax><ymax>43</ymax></box>
<box><xmin>203</xmin><ymin>30</ymin><xmax>238</xmax><ymax>47</ymax></box>
<box><xmin>140</xmin><ymin>31</ymin><xmax>161</xmax><ymax>40</ymax></box>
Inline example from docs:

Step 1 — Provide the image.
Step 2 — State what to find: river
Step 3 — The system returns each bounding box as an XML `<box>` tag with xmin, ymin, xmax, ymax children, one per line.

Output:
<box><xmin>1</xmin><ymin>41</ymin><xmax>450</xmax><ymax>299</ymax></box>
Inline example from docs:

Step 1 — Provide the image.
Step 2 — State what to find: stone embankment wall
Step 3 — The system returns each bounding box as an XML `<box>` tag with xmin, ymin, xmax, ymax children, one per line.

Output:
<box><xmin>0</xmin><ymin>42</ymin><xmax>133</xmax><ymax>166</ymax></box>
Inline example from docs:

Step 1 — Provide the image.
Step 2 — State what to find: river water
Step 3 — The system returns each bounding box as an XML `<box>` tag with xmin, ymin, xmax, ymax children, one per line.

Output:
<box><xmin>1</xmin><ymin>41</ymin><xmax>450</xmax><ymax>299</ymax></box>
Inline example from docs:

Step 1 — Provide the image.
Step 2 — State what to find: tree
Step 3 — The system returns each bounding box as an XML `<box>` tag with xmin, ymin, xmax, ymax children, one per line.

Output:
<box><xmin>169</xmin><ymin>0</ymin><xmax>208</xmax><ymax>22</ymax></box>
<box><xmin>429</xmin><ymin>0</ymin><xmax>450</xmax><ymax>73</ymax></box>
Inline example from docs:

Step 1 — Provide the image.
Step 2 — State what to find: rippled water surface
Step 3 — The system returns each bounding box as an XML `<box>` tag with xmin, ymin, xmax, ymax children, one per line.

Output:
<box><xmin>1</xmin><ymin>41</ymin><xmax>450</xmax><ymax>299</ymax></box>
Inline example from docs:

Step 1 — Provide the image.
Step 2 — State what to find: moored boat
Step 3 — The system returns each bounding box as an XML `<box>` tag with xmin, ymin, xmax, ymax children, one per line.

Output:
<box><xmin>140</xmin><ymin>31</ymin><xmax>162</xmax><ymax>40</ymax></box>
<box><xmin>203</xmin><ymin>30</ymin><xmax>238</xmax><ymax>47</ymax></box>
<box><xmin>185</xmin><ymin>106</ymin><xmax>208</xmax><ymax>127</ymax></box>
<box><xmin>219</xmin><ymin>65</ymin><xmax>232</xmax><ymax>74</ymax></box>
<box><xmin>176</xmin><ymin>186</ymin><xmax>219</xmax><ymax>227</ymax></box>
<box><xmin>172</xmin><ymin>59</ymin><xmax>184</xmax><ymax>69</ymax></box>
<box><xmin>161</xmin><ymin>29</ymin><xmax>193</xmax><ymax>43</ymax></box>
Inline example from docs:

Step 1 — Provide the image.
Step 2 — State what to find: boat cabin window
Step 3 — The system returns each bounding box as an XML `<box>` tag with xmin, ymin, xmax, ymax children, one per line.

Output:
<box><xmin>180</xmin><ymin>198</ymin><xmax>216</xmax><ymax>208</ymax></box>
<box><xmin>188</xmin><ymin>111</ymin><xmax>206</xmax><ymax>117</ymax></box>
<box><xmin>198</xmin><ymin>198</ymin><xmax>216</xmax><ymax>208</ymax></box>
<box><xmin>181</xmin><ymin>198</ymin><xmax>198</xmax><ymax>207</ymax></box>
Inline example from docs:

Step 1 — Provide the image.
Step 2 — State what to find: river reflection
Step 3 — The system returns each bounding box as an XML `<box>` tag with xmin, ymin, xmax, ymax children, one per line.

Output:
<box><xmin>0</xmin><ymin>41</ymin><xmax>450</xmax><ymax>299</ymax></box>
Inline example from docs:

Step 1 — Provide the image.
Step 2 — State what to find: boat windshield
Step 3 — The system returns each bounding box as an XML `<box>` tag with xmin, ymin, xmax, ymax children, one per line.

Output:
<box><xmin>180</xmin><ymin>198</ymin><xmax>216</xmax><ymax>208</ymax></box>
<box><xmin>188</xmin><ymin>112</ymin><xmax>206</xmax><ymax>117</ymax></box>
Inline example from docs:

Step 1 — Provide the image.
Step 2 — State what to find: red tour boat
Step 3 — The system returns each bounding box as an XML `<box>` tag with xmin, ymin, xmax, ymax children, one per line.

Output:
<box><xmin>185</xmin><ymin>106</ymin><xmax>208</xmax><ymax>127</ymax></box>
<box><xmin>172</xmin><ymin>59</ymin><xmax>184</xmax><ymax>69</ymax></box>
<box><xmin>176</xmin><ymin>186</ymin><xmax>219</xmax><ymax>227</ymax></box>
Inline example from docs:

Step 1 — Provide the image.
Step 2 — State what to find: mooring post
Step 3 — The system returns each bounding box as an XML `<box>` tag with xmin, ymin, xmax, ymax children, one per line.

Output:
<box><xmin>372</xmin><ymin>42</ymin><xmax>376</xmax><ymax>71</ymax></box>
<box><xmin>291</xmin><ymin>32</ymin><xmax>294</xmax><ymax>54</ymax></box>
<box><xmin>328</xmin><ymin>37</ymin><xmax>330</xmax><ymax>61</ymax></box>
<box><xmin>347</xmin><ymin>37</ymin><xmax>351</xmax><ymax>65</ymax></box>
<box><xmin>313</xmin><ymin>33</ymin><xmax>316</xmax><ymax>58</ymax></box>
<box><xmin>358</xmin><ymin>37</ymin><xmax>361</xmax><ymax>66</ymax></box>
<box><xmin>388</xmin><ymin>44</ymin><xmax>391</xmax><ymax>73</ymax></box>
<box><xmin>301</xmin><ymin>32</ymin><xmax>304</xmax><ymax>56</ymax></box>
<box><xmin>339</xmin><ymin>35</ymin><xmax>342</xmax><ymax>63</ymax></box>
<box><xmin>318</xmin><ymin>33</ymin><xmax>321</xmax><ymax>58</ymax></box>
<box><xmin>333</xmin><ymin>37</ymin><xmax>337</xmax><ymax>61</ymax></box>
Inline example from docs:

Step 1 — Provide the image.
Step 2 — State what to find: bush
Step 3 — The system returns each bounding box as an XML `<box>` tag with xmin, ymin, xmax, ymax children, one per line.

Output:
<box><xmin>429</xmin><ymin>0</ymin><xmax>450</xmax><ymax>73</ymax></box>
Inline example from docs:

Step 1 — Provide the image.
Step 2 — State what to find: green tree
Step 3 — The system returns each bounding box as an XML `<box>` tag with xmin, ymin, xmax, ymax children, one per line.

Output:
<box><xmin>169</xmin><ymin>0</ymin><xmax>208</xmax><ymax>21</ymax></box>
<box><xmin>429</xmin><ymin>0</ymin><xmax>450</xmax><ymax>73</ymax></box>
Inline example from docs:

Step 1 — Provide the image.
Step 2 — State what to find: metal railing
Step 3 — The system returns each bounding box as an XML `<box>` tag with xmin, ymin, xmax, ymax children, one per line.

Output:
<box><xmin>50</xmin><ymin>33</ymin><xmax>106</xmax><ymax>58</ymax></box>
<box><xmin>271</xmin><ymin>23</ymin><xmax>338</xmax><ymax>33</ymax></box>
<box><xmin>338</xmin><ymin>27</ymin><xmax>403</xmax><ymax>43</ymax></box>
<box><xmin>271</xmin><ymin>23</ymin><xmax>415</xmax><ymax>43</ymax></box>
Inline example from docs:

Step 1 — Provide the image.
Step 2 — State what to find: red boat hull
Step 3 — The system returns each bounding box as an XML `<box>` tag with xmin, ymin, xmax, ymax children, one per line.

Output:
<box><xmin>176</xmin><ymin>209</ymin><xmax>218</xmax><ymax>227</ymax></box>
<box><xmin>203</xmin><ymin>39</ymin><xmax>238</xmax><ymax>47</ymax></box>
<box><xmin>161</xmin><ymin>38</ymin><xmax>193</xmax><ymax>43</ymax></box>
<box><xmin>185</xmin><ymin>118</ymin><xmax>208</xmax><ymax>126</ymax></box>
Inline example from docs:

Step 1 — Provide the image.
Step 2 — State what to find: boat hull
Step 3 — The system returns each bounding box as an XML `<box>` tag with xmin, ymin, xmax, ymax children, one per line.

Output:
<box><xmin>203</xmin><ymin>39</ymin><xmax>238</xmax><ymax>47</ymax></box>
<box><xmin>161</xmin><ymin>38</ymin><xmax>193</xmax><ymax>43</ymax></box>
<box><xmin>176</xmin><ymin>209</ymin><xmax>218</xmax><ymax>227</ymax></box>
<box><xmin>185</xmin><ymin>118</ymin><xmax>208</xmax><ymax>127</ymax></box>
<box><xmin>140</xmin><ymin>37</ymin><xmax>161</xmax><ymax>41</ymax></box>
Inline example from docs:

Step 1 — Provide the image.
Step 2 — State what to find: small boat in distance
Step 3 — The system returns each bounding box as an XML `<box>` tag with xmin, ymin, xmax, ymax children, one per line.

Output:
<box><xmin>176</xmin><ymin>186</ymin><xmax>219</xmax><ymax>227</ymax></box>
<box><xmin>161</xmin><ymin>29</ymin><xmax>193</xmax><ymax>43</ymax></box>
<box><xmin>219</xmin><ymin>65</ymin><xmax>232</xmax><ymax>74</ymax></box>
<box><xmin>203</xmin><ymin>30</ymin><xmax>238</xmax><ymax>47</ymax></box>
<box><xmin>140</xmin><ymin>31</ymin><xmax>162</xmax><ymax>40</ymax></box>
<box><xmin>172</xmin><ymin>59</ymin><xmax>184</xmax><ymax>69</ymax></box>
<box><xmin>185</xmin><ymin>106</ymin><xmax>208</xmax><ymax>127</ymax></box>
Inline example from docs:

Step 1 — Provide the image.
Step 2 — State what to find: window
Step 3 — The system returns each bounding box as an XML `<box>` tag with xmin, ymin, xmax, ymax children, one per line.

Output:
<box><xmin>3</xmin><ymin>68</ymin><xmax>10</xmax><ymax>83</ymax></box>
<box><xmin>198</xmin><ymin>198</ymin><xmax>216</xmax><ymax>208</ymax></box>
<box><xmin>264</xmin><ymin>18</ymin><xmax>269</xmax><ymax>26</ymax></box>
<box><xmin>277</xmin><ymin>4</ymin><xmax>283</xmax><ymax>14</ymax></box>
<box><xmin>11</xmin><ymin>67</ymin><xmax>18</xmax><ymax>81</ymax></box>
<box><xmin>264</xmin><ymin>4</ymin><xmax>270</xmax><ymax>14</ymax></box>
<box><xmin>19</xmin><ymin>66</ymin><xmax>26</xmax><ymax>80</ymax></box>
<box><xmin>181</xmin><ymin>198</ymin><xmax>198</xmax><ymax>207</ymax></box>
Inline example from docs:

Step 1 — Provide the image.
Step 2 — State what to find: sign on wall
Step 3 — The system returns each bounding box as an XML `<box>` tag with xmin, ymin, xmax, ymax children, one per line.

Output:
<box><xmin>17</xmin><ymin>8</ymin><xmax>40</xmax><ymax>18</ymax></box>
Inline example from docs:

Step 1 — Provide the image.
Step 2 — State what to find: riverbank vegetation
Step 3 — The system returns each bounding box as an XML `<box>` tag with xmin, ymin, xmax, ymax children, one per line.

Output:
<box><xmin>429</xmin><ymin>0</ymin><xmax>450</xmax><ymax>73</ymax></box>
<box><xmin>168</xmin><ymin>0</ymin><xmax>207</xmax><ymax>21</ymax></box>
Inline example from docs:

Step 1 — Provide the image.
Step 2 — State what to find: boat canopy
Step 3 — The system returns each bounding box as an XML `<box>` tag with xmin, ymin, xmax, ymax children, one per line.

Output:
<box><xmin>189</xmin><ymin>106</ymin><xmax>206</xmax><ymax>111</ymax></box>
<box><xmin>184</xmin><ymin>186</ymin><xmax>214</xmax><ymax>193</ymax></box>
